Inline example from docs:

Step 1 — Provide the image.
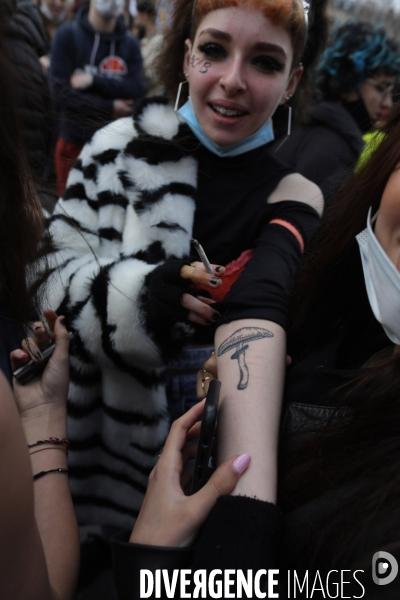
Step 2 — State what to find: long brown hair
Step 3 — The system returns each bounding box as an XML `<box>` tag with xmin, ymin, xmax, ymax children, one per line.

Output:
<box><xmin>0</xmin><ymin>3</ymin><xmax>45</xmax><ymax>323</ymax></box>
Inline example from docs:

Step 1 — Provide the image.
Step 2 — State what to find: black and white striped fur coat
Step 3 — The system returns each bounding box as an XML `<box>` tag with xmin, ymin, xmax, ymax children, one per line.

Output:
<box><xmin>40</xmin><ymin>98</ymin><xmax>199</xmax><ymax>529</ymax></box>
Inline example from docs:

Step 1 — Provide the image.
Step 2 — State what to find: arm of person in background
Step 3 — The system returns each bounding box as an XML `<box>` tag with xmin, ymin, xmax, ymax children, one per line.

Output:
<box><xmin>50</xmin><ymin>24</ymin><xmax>115</xmax><ymax>120</ymax></box>
<box><xmin>0</xmin><ymin>311</ymin><xmax>79</xmax><ymax>600</ymax></box>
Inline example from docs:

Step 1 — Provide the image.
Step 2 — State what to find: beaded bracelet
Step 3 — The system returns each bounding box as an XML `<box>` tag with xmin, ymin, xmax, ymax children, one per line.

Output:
<box><xmin>33</xmin><ymin>468</ymin><xmax>69</xmax><ymax>481</ymax></box>
<box><xmin>28</xmin><ymin>437</ymin><xmax>70</xmax><ymax>449</ymax></box>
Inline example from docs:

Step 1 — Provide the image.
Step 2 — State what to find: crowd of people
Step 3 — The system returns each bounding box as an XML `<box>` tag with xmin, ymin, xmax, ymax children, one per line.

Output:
<box><xmin>2</xmin><ymin>0</ymin><xmax>400</xmax><ymax>598</ymax></box>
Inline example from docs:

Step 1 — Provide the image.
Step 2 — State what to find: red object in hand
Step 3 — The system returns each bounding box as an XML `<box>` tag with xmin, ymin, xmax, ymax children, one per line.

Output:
<box><xmin>193</xmin><ymin>249</ymin><xmax>253</xmax><ymax>302</ymax></box>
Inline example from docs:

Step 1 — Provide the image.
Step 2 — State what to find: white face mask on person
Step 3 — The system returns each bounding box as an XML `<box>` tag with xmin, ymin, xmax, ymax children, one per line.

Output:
<box><xmin>40</xmin><ymin>2</ymin><xmax>67</xmax><ymax>25</ymax></box>
<box><xmin>356</xmin><ymin>207</ymin><xmax>400</xmax><ymax>345</ymax></box>
<box><xmin>93</xmin><ymin>0</ymin><xmax>124</xmax><ymax>19</ymax></box>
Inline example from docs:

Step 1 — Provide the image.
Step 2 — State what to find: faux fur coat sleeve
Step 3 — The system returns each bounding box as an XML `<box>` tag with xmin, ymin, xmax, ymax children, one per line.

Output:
<box><xmin>43</xmin><ymin>99</ymin><xmax>198</xmax><ymax>372</ymax></box>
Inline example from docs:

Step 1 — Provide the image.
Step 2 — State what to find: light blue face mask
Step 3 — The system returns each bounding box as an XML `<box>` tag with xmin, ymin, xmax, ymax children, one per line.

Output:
<box><xmin>178</xmin><ymin>99</ymin><xmax>275</xmax><ymax>158</ymax></box>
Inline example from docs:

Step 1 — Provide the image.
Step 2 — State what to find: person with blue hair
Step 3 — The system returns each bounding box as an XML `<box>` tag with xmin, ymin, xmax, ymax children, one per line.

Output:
<box><xmin>274</xmin><ymin>20</ymin><xmax>400</xmax><ymax>208</ymax></box>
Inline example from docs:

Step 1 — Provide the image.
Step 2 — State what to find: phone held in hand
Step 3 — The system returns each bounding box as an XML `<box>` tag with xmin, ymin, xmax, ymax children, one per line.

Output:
<box><xmin>13</xmin><ymin>332</ymin><xmax>75</xmax><ymax>385</ymax></box>
<box><xmin>190</xmin><ymin>379</ymin><xmax>221</xmax><ymax>495</ymax></box>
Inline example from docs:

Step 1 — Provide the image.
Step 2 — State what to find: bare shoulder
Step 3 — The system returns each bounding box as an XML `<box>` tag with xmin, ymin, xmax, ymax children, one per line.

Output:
<box><xmin>267</xmin><ymin>173</ymin><xmax>324</xmax><ymax>216</ymax></box>
<box><xmin>382</xmin><ymin>165</ymin><xmax>400</xmax><ymax>200</ymax></box>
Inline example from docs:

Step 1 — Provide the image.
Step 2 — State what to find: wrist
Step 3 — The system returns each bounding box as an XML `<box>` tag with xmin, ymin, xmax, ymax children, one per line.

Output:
<box><xmin>30</xmin><ymin>446</ymin><xmax>68</xmax><ymax>474</ymax></box>
<box><xmin>21</xmin><ymin>404</ymin><xmax>67</xmax><ymax>442</ymax></box>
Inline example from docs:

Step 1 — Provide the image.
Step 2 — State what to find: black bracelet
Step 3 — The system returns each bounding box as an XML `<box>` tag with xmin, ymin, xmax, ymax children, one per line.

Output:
<box><xmin>33</xmin><ymin>468</ymin><xmax>69</xmax><ymax>481</ymax></box>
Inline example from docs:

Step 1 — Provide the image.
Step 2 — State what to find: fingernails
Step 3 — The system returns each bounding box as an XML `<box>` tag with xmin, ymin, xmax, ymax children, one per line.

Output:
<box><xmin>34</xmin><ymin>325</ymin><xmax>43</xmax><ymax>332</ymax></box>
<box><xmin>34</xmin><ymin>351</ymin><xmax>43</xmax><ymax>361</ymax></box>
<box><xmin>59</xmin><ymin>317</ymin><xmax>66</xmax><ymax>327</ymax></box>
<box><xmin>209</xmin><ymin>277</ymin><xmax>220</xmax><ymax>285</ymax></box>
<box><xmin>211</xmin><ymin>312</ymin><xmax>220</xmax><ymax>322</ymax></box>
<box><xmin>233</xmin><ymin>454</ymin><xmax>251</xmax><ymax>474</ymax></box>
<box><xmin>17</xmin><ymin>350</ymin><xmax>28</xmax><ymax>359</ymax></box>
<box><xmin>215</xmin><ymin>266</ymin><xmax>224</xmax><ymax>273</ymax></box>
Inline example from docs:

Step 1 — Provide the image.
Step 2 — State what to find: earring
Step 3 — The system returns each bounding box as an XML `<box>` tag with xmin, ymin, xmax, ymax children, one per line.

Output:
<box><xmin>174</xmin><ymin>79</ymin><xmax>189</xmax><ymax>112</ymax></box>
<box><xmin>284</xmin><ymin>95</ymin><xmax>293</xmax><ymax>136</ymax></box>
<box><xmin>287</xmin><ymin>105</ymin><xmax>292</xmax><ymax>136</ymax></box>
<box><xmin>273</xmin><ymin>98</ymin><xmax>293</xmax><ymax>154</ymax></box>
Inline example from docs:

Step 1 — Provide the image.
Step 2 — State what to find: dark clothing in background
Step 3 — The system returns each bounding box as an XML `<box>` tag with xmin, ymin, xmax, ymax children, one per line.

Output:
<box><xmin>50</xmin><ymin>4</ymin><xmax>146</xmax><ymax>148</ymax></box>
<box><xmin>272</xmin><ymin>101</ymin><xmax>365</xmax><ymax>208</ymax></box>
<box><xmin>112</xmin><ymin>495</ymin><xmax>400</xmax><ymax>599</ymax></box>
<box><xmin>0</xmin><ymin>305</ymin><xmax>24</xmax><ymax>386</ymax></box>
<box><xmin>4</xmin><ymin>0</ymin><xmax>53</xmax><ymax>180</ymax></box>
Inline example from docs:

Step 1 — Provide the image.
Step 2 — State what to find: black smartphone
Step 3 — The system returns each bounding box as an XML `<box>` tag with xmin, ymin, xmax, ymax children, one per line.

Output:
<box><xmin>190</xmin><ymin>379</ymin><xmax>221</xmax><ymax>495</ymax></box>
<box><xmin>13</xmin><ymin>331</ymin><xmax>75</xmax><ymax>385</ymax></box>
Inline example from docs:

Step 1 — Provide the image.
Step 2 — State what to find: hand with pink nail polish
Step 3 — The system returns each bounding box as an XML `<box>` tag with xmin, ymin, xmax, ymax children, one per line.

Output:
<box><xmin>129</xmin><ymin>400</ymin><xmax>251</xmax><ymax>548</ymax></box>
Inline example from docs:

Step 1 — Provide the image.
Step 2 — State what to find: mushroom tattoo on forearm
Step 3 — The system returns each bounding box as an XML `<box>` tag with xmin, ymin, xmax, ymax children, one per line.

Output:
<box><xmin>217</xmin><ymin>327</ymin><xmax>274</xmax><ymax>390</ymax></box>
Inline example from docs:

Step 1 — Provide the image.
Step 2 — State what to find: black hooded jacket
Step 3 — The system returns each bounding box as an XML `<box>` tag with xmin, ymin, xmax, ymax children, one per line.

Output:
<box><xmin>50</xmin><ymin>3</ymin><xmax>146</xmax><ymax>147</ymax></box>
<box><xmin>271</xmin><ymin>101</ymin><xmax>365</xmax><ymax>208</ymax></box>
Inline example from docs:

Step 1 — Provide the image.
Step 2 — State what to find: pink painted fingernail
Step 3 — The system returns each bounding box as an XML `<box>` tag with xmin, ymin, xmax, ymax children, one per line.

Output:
<box><xmin>233</xmin><ymin>454</ymin><xmax>251</xmax><ymax>474</ymax></box>
<box><xmin>17</xmin><ymin>350</ymin><xmax>28</xmax><ymax>359</ymax></box>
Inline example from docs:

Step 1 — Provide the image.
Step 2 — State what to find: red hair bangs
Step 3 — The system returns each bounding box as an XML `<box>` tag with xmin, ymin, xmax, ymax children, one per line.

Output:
<box><xmin>195</xmin><ymin>0</ymin><xmax>293</xmax><ymax>28</ymax></box>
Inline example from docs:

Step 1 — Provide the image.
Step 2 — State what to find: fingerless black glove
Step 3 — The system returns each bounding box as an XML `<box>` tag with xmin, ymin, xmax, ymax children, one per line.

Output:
<box><xmin>140</xmin><ymin>257</ymin><xmax>195</xmax><ymax>362</ymax></box>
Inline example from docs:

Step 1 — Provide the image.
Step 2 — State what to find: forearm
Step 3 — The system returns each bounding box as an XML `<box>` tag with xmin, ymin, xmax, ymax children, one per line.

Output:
<box><xmin>22</xmin><ymin>408</ymin><xmax>79</xmax><ymax>600</ymax></box>
<box><xmin>0</xmin><ymin>375</ymin><xmax>51</xmax><ymax>600</ymax></box>
<box><xmin>215</xmin><ymin>318</ymin><xmax>286</xmax><ymax>502</ymax></box>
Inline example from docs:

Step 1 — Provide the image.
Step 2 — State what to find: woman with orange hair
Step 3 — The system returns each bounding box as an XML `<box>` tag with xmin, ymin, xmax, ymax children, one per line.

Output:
<box><xmin>37</xmin><ymin>0</ymin><xmax>321</xmax><ymax>535</ymax></box>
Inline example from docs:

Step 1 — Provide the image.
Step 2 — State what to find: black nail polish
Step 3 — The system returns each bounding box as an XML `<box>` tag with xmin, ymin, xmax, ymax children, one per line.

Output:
<box><xmin>34</xmin><ymin>325</ymin><xmax>43</xmax><ymax>332</ymax></box>
<box><xmin>215</xmin><ymin>266</ymin><xmax>223</xmax><ymax>273</ymax></box>
<box><xmin>60</xmin><ymin>318</ymin><xmax>66</xmax><ymax>327</ymax></box>
<box><xmin>211</xmin><ymin>312</ymin><xmax>220</xmax><ymax>321</ymax></box>
<box><xmin>34</xmin><ymin>351</ymin><xmax>43</xmax><ymax>361</ymax></box>
<box><xmin>210</xmin><ymin>277</ymin><xmax>220</xmax><ymax>285</ymax></box>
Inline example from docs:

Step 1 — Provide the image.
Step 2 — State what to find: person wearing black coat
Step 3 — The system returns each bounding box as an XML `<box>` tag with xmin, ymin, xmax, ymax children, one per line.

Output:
<box><xmin>272</xmin><ymin>101</ymin><xmax>364</xmax><ymax>210</ymax></box>
<box><xmin>3</xmin><ymin>0</ymin><xmax>56</xmax><ymax>212</ymax></box>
